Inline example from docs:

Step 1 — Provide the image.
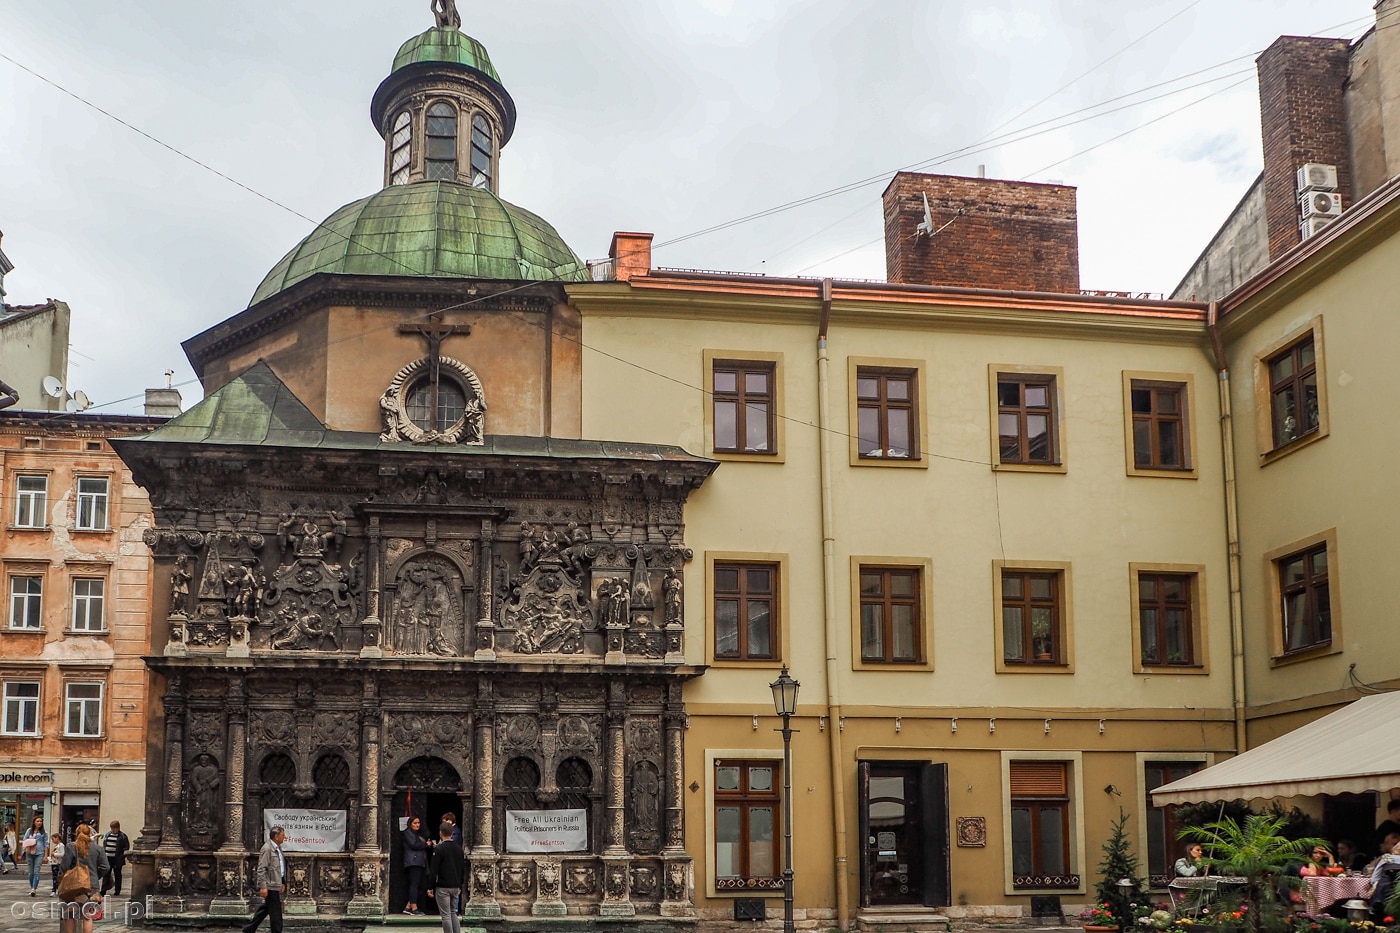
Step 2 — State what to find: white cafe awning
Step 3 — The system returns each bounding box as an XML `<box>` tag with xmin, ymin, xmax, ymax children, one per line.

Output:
<box><xmin>1152</xmin><ymin>692</ymin><xmax>1400</xmax><ymax>806</ymax></box>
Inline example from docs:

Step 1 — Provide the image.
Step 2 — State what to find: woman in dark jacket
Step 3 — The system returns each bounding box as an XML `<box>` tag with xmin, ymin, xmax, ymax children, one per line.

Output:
<box><xmin>59</xmin><ymin>824</ymin><xmax>109</xmax><ymax>933</ymax></box>
<box><xmin>402</xmin><ymin>816</ymin><xmax>428</xmax><ymax>915</ymax></box>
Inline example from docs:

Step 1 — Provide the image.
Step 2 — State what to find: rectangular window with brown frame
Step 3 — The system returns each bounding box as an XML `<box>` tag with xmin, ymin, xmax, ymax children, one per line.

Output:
<box><xmin>1138</xmin><ymin>572</ymin><xmax>1195</xmax><ymax>666</ymax></box>
<box><xmin>713</xmin><ymin>562</ymin><xmax>777</xmax><ymax>660</ymax></box>
<box><xmin>1144</xmin><ymin>761</ymin><xmax>1202</xmax><ymax>886</ymax></box>
<box><xmin>1269</xmin><ymin>336</ymin><xmax>1320</xmax><ymax>448</ymax></box>
<box><xmin>858</xmin><ymin>566</ymin><xmax>922</xmax><ymax>663</ymax></box>
<box><xmin>1279</xmin><ymin>543</ymin><xmax>1330</xmax><ymax>654</ymax></box>
<box><xmin>1001</xmin><ymin>570</ymin><xmax>1062</xmax><ymax>665</ymax></box>
<box><xmin>856</xmin><ymin>368</ymin><xmax>917</xmax><ymax>459</ymax></box>
<box><xmin>1010</xmin><ymin>761</ymin><xmax>1074</xmax><ymax>887</ymax></box>
<box><xmin>713</xmin><ymin>360</ymin><xmax>776</xmax><ymax>455</ymax></box>
<box><xmin>714</xmin><ymin>760</ymin><xmax>783</xmax><ymax>891</ymax></box>
<box><xmin>998</xmin><ymin>375</ymin><xmax>1058</xmax><ymax>464</ymax></box>
<box><xmin>1131</xmin><ymin>381</ymin><xmax>1189</xmax><ymax>470</ymax></box>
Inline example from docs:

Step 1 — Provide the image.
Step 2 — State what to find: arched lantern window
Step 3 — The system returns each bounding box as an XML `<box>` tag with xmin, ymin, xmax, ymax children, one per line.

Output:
<box><xmin>389</xmin><ymin>110</ymin><xmax>412</xmax><ymax>185</ymax></box>
<box><xmin>470</xmin><ymin>114</ymin><xmax>492</xmax><ymax>186</ymax></box>
<box><xmin>426</xmin><ymin>102</ymin><xmax>458</xmax><ymax>180</ymax></box>
<box><xmin>405</xmin><ymin>375</ymin><xmax>467</xmax><ymax>434</ymax></box>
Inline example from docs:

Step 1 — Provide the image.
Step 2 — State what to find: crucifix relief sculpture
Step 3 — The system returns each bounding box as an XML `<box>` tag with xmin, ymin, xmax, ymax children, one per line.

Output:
<box><xmin>380</xmin><ymin>312</ymin><xmax>487</xmax><ymax>445</ymax></box>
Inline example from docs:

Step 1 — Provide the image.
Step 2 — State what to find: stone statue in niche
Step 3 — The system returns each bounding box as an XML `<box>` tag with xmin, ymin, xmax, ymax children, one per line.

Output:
<box><xmin>186</xmin><ymin>753</ymin><xmax>222</xmax><ymax>835</ymax></box>
<box><xmin>169</xmin><ymin>555</ymin><xmax>192</xmax><ymax>616</ymax></box>
<box><xmin>391</xmin><ymin>558</ymin><xmax>463</xmax><ymax>656</ymax></box>
<box><xmin>225</xmin><ymin>563</ymin><xmax>265</xmax><ymax>620</ymax></box>
<box><xmin>501</xmin><ymin>524</ymin><xmax>593</xmax><ymax>655</ymax></box>
<box><xmin>596</xmin><ymin>577</ymin><xmax>629</xmax><ymax>628</ymax></box>
<box><xmin>259</xmin><ymin>511</ymin><xmax>355</xmax><ymax>651</ymax></box>
<box><xmin>631</xmin><ymin>763</ymin><xmax>660</xmax><ymax>827</ymax></box>
<box><xmin>663</xmin><ymin>569</ymin><xmax>682</xmax><ymax>624</ymax></box>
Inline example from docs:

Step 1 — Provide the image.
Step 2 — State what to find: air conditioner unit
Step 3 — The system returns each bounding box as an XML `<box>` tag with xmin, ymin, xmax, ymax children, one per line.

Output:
<box><xmin>1296</xmin><ymin>162</ymin><xmax>1339</xmax><ymax>193</ymax></box>
<box><xmin>1299</xmin><ymin>190</ymin><xmax>1343</xmax><ymax>218</ymax></box>
<box><xmin>1300</xmin><ymin>216</ymin><xmax>1336</xmax><ymax>240</ymax></box>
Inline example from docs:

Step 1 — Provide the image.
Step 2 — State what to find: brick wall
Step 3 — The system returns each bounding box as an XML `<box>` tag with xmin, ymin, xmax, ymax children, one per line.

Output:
<box><xmin>1257</xmin><ymin>36</ymin><xmax>1353</xmax><ymax>259</ymax></box>
<box><xmin>882</xmin><ymin>172</ymin><xmax>1080</xmax><ymax>293</ymax></box>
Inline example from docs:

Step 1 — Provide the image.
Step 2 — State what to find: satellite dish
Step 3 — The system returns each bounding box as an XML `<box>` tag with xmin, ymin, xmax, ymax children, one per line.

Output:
<box><xmin>65</xmin><ymin>398</ymin><xmax>82</xmax><ymax>412</ymax></box>
<box><xmin>915</xmin><ymin>192</ymin><xmax>934</xmax><ymax>236</ymax></box>
<box><xmin>73</xmin><ymin>390</ymin><xmax>91</xmax><ymax>410</ymax></box>
<box><xmin>42</xmin><ymin>375</ymin><xmax>64</xmax><ymax>398</ymax></box>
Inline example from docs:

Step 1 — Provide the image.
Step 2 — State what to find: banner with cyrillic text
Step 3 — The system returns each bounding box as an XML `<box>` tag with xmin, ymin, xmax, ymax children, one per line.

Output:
<box><xmin>504</xmin><ymin>809</ymin><xmax>587</xmax><ymax>853</ymax></box>
<box><xmin>264</xmin><ymin>809</ymin><xmax>347</xmax><ymax>853</ymax></box>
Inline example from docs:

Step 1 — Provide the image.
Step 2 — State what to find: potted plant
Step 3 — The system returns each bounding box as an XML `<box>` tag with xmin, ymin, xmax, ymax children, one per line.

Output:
<box><xmin>1180</xmin><ymin>813</ymin><xmax>1325</xmax><ymax>933</ymax></box>
<box><xmin>1081</xmin><ymin>902</ymin><xmax>1120</xmax><ymax>932</ymax></box>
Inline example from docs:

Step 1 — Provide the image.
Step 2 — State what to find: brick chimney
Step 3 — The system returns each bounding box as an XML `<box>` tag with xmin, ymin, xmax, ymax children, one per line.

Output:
<box><xmin>882</xmin><ymin>172</ymin><xmax>1079</xmax><ymax>293</ymax></box>
<box><xmin>608</xmin><ymin>231</ymin><xmax>653</xmax><ymax>282</ymax></box>
<box><xmin>1257</xmin><ymin>36</ymin><xmax>1353</xmax><ymax>259</ymax></box>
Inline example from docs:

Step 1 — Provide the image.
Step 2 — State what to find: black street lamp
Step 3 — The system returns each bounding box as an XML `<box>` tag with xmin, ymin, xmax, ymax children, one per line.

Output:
<box><xmin>770</xmin><ymin>667</ymin><xmax>799</xmax><ymax>933</ymax></box>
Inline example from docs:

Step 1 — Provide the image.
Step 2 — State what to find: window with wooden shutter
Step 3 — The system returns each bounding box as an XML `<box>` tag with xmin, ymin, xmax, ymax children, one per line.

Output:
<box><xmin>1009</xmin><ymin>761</ymin><xmax>1076</xmax><ymax>889</ymax></box>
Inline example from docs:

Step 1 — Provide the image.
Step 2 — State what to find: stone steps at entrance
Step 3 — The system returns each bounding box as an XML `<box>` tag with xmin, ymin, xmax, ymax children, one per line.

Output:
<box><xmin>856</xmin><ymin>907</ymin><xmax>952</xmax><ymax>932</ymax></box>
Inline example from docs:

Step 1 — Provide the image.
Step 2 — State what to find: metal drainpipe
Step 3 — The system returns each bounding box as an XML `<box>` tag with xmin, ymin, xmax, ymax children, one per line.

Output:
<box><xmin>816</xmin><ymin>277</ymin><xmax>852</xmax><ymax>929</ymax></box>
<box><xmin>1207</xmin><ymin>300</ymin><xmax>1249</xmax><ymax>754</ymax></box>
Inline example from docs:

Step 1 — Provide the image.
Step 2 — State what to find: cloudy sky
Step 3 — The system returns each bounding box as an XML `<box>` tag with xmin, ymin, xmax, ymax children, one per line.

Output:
<box><xmin>0</xmin><ymin>1</ymin><xmax>1378</xmax><ymax>413</ymax></box>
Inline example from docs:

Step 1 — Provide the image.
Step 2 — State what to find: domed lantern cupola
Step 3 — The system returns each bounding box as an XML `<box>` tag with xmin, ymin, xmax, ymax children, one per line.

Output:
<box><xmin>370</xmin><ymin>0</ymin><xmax>516</xmax><ymax>193</ymax></box>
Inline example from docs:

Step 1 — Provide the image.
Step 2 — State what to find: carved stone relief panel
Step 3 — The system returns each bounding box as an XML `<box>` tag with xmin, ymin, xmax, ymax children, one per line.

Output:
<box><xmin>257</xmin><ymin>514</ymin><xmax>355</xmax><ymax>652</ymax></box>
<box><xmin>250</xmin><ymin>709</ymin><xmax>296</xmax><ymax>746</ymax></box>
<box><xmin>500</xmin><ymin>524</ymin><xmax>595</xmax><ymax>656</ymax></box>
<box><xmin>499</xmin><ymin>862</ymin><xmax>532</xmax><ymax>897</ymax></box>
<box><xmin>388</xmin><ymin>554</ymin><xmax>466</xmax><ymax>657</ymax></box>
<box><xmin>319</xmin><ymin>860</ymin><xmax>351</xmax><ymax>896</ymax></box>
<box><xmin>285</xmin><ymin>859</ymin><xmax>312</xmax><ymax>897</ymax></box>
<box><xmin>563</xmin><ymin>862</ymin><xmax>596</xmax><ymax>896</ymax></box>
<box><xmin>186</xmin><ymin>856</ymin><xmax>216</xmax><ymax>894</ymax></box>
<box><xmin>630</xmin><ymin>862</ymin><xmax>658</xmax><ymax>899</ymax></box>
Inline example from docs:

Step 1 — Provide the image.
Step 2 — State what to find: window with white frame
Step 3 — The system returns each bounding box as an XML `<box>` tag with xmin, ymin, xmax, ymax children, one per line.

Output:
<box><xmin>8</xmin><ymin>576</ymin><xmax>42</xmax><ymax>630</ymax></box>
<box><xmin>14</xmin><ymin>476</ymin><xmax>47</xmax><ymax>528</ymax></box>
<box><xmin>71</xmin><ymin>579</ymin><xmax>105</xmax><ymax>632</ymax></box>
<box><xmin>75</xmin><ymin>477</ymin><xmax>109</xmax><ymax>531</ymax></box>
<box><xmin>64</xmin><ymin>682</ymin><xmax>102</xmax><ymax>737</ymax></box>
<box><xmin>2</xmin><ymin>682</ymin><xmax>40</xmax><ymax>735</ymax></box>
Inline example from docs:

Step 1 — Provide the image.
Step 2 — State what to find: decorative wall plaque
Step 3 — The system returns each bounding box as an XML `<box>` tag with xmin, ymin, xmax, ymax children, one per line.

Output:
<box><xmin>956</xmin><ymin>815</ymin><xmax>987</xmax><ymax>847</ymax></box>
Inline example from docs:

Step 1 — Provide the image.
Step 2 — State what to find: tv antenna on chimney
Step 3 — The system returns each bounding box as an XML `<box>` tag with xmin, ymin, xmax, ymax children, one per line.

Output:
<box><xmin>915</xmin><ymin>192</ymin><xmax>934</xmax><ymax>236</ymax></box>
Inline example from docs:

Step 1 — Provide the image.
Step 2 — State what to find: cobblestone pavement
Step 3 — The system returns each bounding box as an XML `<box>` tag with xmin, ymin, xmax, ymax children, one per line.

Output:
<box><xmin>0</xmin><ymin>862</ymin><xmax>137</xmax><ymax>931</ymax></box>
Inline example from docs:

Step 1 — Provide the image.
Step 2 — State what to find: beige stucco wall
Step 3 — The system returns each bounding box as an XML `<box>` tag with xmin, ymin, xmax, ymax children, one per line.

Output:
<box><xmin>575</xmin><ymin>281</ymin><xmax>1236</xmax><ymax>912</ymax></box>
<box><xmin>1222</xmin><ymin>206</ymin><xmax>1400</xmax><ymax>726</ymax></box>
<box><xmin>0</xmin><ymin>302</ymin><xmax>70</xmax><ymax>413</ymax></box>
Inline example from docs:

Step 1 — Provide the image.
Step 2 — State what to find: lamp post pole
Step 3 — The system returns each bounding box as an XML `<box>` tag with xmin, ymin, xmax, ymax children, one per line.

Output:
<box><xmin>770</xmin><ymin>667</ymin><xmax>800</xmax><ymax>933</ymax></box>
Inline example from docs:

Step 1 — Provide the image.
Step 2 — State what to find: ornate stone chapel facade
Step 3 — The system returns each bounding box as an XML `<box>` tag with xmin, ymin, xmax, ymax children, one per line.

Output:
<box><xmin>114</xmin><ymin>8</ymin><xmax>713</xmax><ymax>921</ymax></box>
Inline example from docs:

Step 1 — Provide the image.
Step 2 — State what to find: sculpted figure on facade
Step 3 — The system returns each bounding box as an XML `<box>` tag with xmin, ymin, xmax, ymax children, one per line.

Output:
<box><xmin>186</xmin><ymin>752</ymin><xmax>222</xmax><ymax>835</ymax></box>
<box><xmin>662</xmin><ymin>569</ymin><xmax>682</xmax><ymax>624</ymax></box>
<box><xmin>501</xmin><ymin>524</ymin><xmax>593</xmax><ymax>655</ymax></box>
<box><xmin>391</xmin><ymin>558</ymin><xmax>463</xmax><ymax>656</ymax></box>
<box><xmin>258</xmin><ymin>511</ymin><xmax>356</xmax><ymax>651</ymax></box>
<box><xmin>170</xmin><ymin>554</ymin><xmax>192</xmax><ymax>615</ymax></box>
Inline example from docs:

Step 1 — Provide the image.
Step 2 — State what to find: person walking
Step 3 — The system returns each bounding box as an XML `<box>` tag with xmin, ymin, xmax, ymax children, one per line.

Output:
<box><xmin>49</xmin><ymin>835</ymin><xmax>66</xmax><ymax>896</ymax></box>
<box><xmin>57</xmin><ymin>823</ymin><xmax>109</xmax><ymax>933</ymax></box>
<box><xmin>99</xmin><ymin>820</ymin><xmax>129</xmax><ymax>897</ymax></box>
<box><xmin>242</xmin><ymin>826</ymin><xmax>286</xmax><ymax>933</ymax></box>
<box><xmin>426</xmin><ymin>822</ymin><xmax>465</xmax><ymax>933</ymax></box>
<box><xmin>1</xmin><ymin>821</ymin><xmax>13</xmax><ymax>873</ymax></box>
<box><xmin>402</xmin><ymin>816</ymin><xmax>429</xmax><ymax>915</ymax></box>
<box><xmin>21</xmin><ymin>815</ymin><xmax>47</xmax><ymax>896</ymax></box>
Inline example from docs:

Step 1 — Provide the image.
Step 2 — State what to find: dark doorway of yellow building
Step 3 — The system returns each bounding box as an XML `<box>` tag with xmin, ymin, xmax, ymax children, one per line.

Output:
<box><xmin>858</xmin><ymin>762</ymin><xmax>949</xmax><ymax>907</ymax></box>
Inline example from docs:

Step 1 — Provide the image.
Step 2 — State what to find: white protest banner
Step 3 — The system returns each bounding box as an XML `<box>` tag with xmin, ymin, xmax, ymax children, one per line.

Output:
<box><xmin>504</xmin><ymin>809</ymin><xmax>587</xmax><ymax>853</ymax></box>
<box><xmin>264</xmin><ymin>809</ymin><xmax>347</xmax><ymax>853</ymax></box>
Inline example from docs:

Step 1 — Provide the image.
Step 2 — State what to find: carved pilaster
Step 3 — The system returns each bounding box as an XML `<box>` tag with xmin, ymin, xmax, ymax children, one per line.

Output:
<box><xmin>659</xmin><ymin>858</ymin><xmax>695</xmax><ymax>918</ymax></box>
<box><xmin>210</xmin><ymin>678</ymin><xmax>249</xmax><ymax>915</ymax></box>
<box><xmin>473</xmin><ymin>682</ymin><xmax>496</xmax><ymax>855</ymax></box>
<box><xmin>464</xmin><ymin>857</ymin><xmax>502</xmax><ymax>919</ymax></box>
<box><xmin>160</xmin><ymin>677</ymin><xmax>186</xmax><ymax>851</ymax></box>
<box><xmin>663</xmin><ymin>702</ymin><xmax>686</xmax><ymax>853</ymax></box>
<box><xmin>347</xmin><ymin>684</ymin><xmax>385</xmax><ymax>917</ymax></box>
<box><xmin>597</xmin><ymin>857</ymin><xmax>635</xmax><ymax>918</ymax></box>
<box><xmin>475</xmin><ymin>521</ymin><xmax>497</xmax><ymax>660</ymax></box>
<box><xmin>532</xmin><ymin>857</ymin><xmax>566</xmax><ymax>917</ymax></box>
<box><xmin>604</xmin><ymin>683</ymin><xmax>627</xmax><ymax>856</ymax></box>
<box><xmin>361</xmin><ymin>516</ymin><xmax>383</xmax><ymax>658</ymax></box>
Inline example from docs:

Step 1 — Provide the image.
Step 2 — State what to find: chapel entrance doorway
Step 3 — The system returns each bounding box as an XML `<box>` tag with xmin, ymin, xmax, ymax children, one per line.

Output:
<box><xmin>858</xmin><ymin>761</ymin><xmax>949</xmax><ymax>908</ymax></box>
<box><xmin>388</xmin><ymin>757</ymin><xmax>464</xmax><ymax>916</ymax></box>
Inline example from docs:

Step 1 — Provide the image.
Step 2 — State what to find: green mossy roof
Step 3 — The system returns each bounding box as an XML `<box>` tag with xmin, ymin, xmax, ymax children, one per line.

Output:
<box><xmin>249</xmin><ymin>181</ymin><xmax>588</xmax><ymax>307</ymax></box>
<box><xmin>391</xmin><ymin>28</ymin><xmax>501</xmax><ymax>83</ymax></box>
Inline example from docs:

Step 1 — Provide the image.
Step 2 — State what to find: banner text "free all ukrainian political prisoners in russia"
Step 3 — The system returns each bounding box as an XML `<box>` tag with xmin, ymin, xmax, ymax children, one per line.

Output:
<box><xmin>263</xmin><ymin>809</ymin><xmax>347</xmax><ymax>853</ymax></box>
<box><xmin>505</xmin><ymin>809</ymin><xmax>587</xmax><ymax>853</ymax></box>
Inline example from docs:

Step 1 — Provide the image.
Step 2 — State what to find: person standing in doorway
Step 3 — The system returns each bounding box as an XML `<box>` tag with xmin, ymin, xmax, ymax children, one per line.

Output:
<box><xmin>426</xmin><ymin>822</ymin><xmax>465</xmax><ymax>933</ymax></box>
<box><xmin>21</xmin><ymin>815</ymin><xmax>47</xmax><ymax>896</ymax></box>
<box><xmin>402</xmin><ymin>816</ymin><xmax>428</xmax><ymax>915</ymax></box>
<box><xmin>242</xmin><ymin>826</ymin><xmax>285</xmax><ymax>933</ymax></box>
<box><xmin>99</xmin><ymin>821</ymin><xmax>128</xmax><ymax>897</ymax></box>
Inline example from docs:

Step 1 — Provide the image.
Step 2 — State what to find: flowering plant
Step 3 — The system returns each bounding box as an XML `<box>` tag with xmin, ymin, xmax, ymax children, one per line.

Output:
<box><xmin>1081</xmin><ymin>903</ymin><xmax>1119</xmax><ymax>927</ymax></box>
<box><xmin>1135</xmin><ymin>908</ymin><xmax>1173</xmax><ymax>930</ymax></box>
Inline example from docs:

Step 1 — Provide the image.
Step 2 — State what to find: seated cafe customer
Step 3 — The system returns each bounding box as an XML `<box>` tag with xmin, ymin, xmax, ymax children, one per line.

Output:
<box><xmin>1176</xmin><ymin>843</ymin><xmax>1206</xmax><ymax>877</ymax></box>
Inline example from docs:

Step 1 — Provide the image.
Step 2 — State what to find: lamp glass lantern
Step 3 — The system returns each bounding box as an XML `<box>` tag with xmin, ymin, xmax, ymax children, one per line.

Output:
<box><xmin>770</xmin><ymin>667</ymin><xmax>799</xmax><ymax>717</ymax></box>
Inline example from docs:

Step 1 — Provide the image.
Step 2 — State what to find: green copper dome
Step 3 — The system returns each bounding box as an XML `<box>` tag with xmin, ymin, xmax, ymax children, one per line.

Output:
<box><xmin>249</xmin><ymin>181</ymin><xmax>588</xmax><ymax>306</ymax></box>
<box><xmin>391</xmin><ymin>28</ymin><xmax>501</xmax><ymax>84</ymax></box>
